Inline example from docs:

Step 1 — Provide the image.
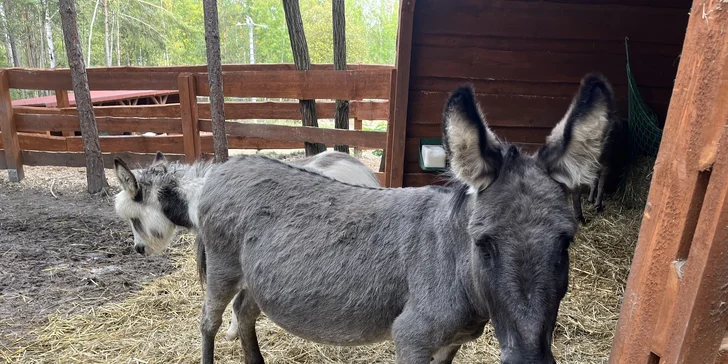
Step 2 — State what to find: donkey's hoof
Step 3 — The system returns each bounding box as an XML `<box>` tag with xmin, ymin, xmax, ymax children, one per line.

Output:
<box><xmin>595</xmin><ymin>204</ymin><xmax>605</xmax><ymax>213</ymax></box>
<box><xmin>576</xmin><ymin>215</ymin><xmax>586</xmax><ymax>224</ymax></box>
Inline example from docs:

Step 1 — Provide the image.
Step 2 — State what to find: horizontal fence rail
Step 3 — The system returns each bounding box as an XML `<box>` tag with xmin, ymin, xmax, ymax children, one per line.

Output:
<box><xmin>0</xmin><ymin>65</ymin><xmax>394</xmax><ymax>185</ymax></box>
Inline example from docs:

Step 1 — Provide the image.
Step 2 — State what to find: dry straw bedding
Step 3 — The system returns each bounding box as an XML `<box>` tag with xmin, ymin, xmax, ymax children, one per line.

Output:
<box><xmin>2</xmin><ymin>156</ymin><xmax>653</xmax><ymax>364</ymax></box>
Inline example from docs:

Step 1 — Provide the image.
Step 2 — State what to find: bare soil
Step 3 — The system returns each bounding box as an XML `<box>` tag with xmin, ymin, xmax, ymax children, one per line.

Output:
<box><xmin>0</xmin><ymin>166</ymin><xmax>177</xmax><ymax>350</ymax></box>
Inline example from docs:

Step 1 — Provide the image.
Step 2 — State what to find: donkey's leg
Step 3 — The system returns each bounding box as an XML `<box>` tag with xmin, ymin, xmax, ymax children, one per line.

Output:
<box><xmin>431</xmin><ymin>345</ymin><xmax>461</xmax><ymax>364</ymax></box>
<box><xmin>571</xmin><ymin>189</ymin><xmax>585</xmax><ymax>224</ymax></box>
<box><xmin>594</xmin><ymin>167</ymin><xmax>610</xmax><ymax>212</ymax></box>
<box><xmin>587</xmin><ymin>176</ymin><xmax>599</xmax><ymax>203</ymax></box>
<box><xmin>392</xmin><ymin>310</ymin><xmax>440</xmax><ymax>364</ymax></box>
<box><xmin>201</xmin><ymin>273</ymin><xmax>240</xmax><ymax>364</ymax></box>
<box><xmin>233</xmin><ymin>289</ymin><xmax>264</xmax><ymax>364</ymax></box>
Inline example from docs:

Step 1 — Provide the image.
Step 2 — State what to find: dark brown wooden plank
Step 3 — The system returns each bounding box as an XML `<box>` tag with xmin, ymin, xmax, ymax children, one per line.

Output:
<box><xmin>414</xmin><ymin>0</ymin><xmax>689</xmax><ymax>44</ymax></box>
<box><xmin>6</xmin><ymin>64</ymin><xmax>393</xmax><ymax>90</ymax></box>
<box><xmin>226</xmin><ymin>136</ymin><xmax>302</xmax><ymax>150</ymax></box>
<box><xmin>17</xmin><ymin>132</ymin><xmax>68</xmax><ymax>151</ymax></box>
<box><xmin>5</xmin><ymin>150</ymin><xmax>186</xmax><ymax>168</ymax></box>
<box><xmin>609</xmin><ymin>2</ymin><xmax>728</xmax><ymax>362</ymax></box>
<box><xmin>408</xmin><ymin>123</ymin><xmax>552</xmax><ymax>144</ymax></box>
<box><xmin>91</xmin><ymin>104</ymin><xmax>180</xmax><ymax>117</ymax></box>
<box><xmin>409</xmin><ymin>76</ymin><xmax>673</xmax><ymax>109</ymax></box>
<box><xmin>198</xmin><ymin>100</ymin><xmax>389</xmax><ymax>121</ymax></box>
<box><xmin>413</xmin><ymin>34</ymin><xmax>685</xmax><ymax>58</ymax></box>
<box><xmin>410</xmin><ymin>45</ymin><xmax>679</xmax><ymax>88</ymax></box>
<box><xmin>408</xmin><ymin>91</ymin><xmax>571</xmax><ymax>128</ymax></box>
<box><xmin>195</xmin><ymin>70</ymin><xmax>392</xmax><ymax>99</ymax></box>
<box><xmin>198</xmin><ymin>120</ymin><xmax>387</xmax><ymax>149</ymax></box>
<box><xmin>0</xmin><ymin>70</ymin><xmax>23</xmax><ymax>181</ymax></box>
<box><xmin>15</xmin><ymin>113</ymin><xmax>182</xmax><ymax>134</ymax></box>
<box><xmin>178</xmin><ymin>74</ymin><xmax>200</xmax><ymax>163</ymax></box>
<box><xmin>64</xmin><ymin>135</ymin><xmax>186</xmax><ymax>154</ymax></box>
<box><xmin>537</xmin><ymin>0</ymin><xmax>691</xmax><ymax>9</ymax></box>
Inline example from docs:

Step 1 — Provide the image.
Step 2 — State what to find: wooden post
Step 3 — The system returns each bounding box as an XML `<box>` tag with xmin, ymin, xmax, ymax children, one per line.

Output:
<box><xmin>0</xmin><ymin>70</ymin><xmax>23</xmax><ymax>181</ymax></box>
<box><xmin>179</xmin><ymin>73</ymin><xmax>201</xmax><ymax>163</ymax></box>
<box><xmin>55</xmin><ymin>90</ymin><xmax>74</xmax><ymax>137</ymax></box>
<box><xmin>353</xmin><ymin>117</ymin><xmax>363</xmax><ymax>158</ymax></box>
<box><xmin>387</xmin><ymin>0</ymin><xmax>415</xmax><ymax>188</ymax></box>
<box><xmin>202</xmin><ymin>0</ymin><xmax>228</xmax><ymax>163</ymax></box>
<box><xmin>609</xmin><ymin>2</ymin><xmax>728</xmax><ymax>363</ymax></box>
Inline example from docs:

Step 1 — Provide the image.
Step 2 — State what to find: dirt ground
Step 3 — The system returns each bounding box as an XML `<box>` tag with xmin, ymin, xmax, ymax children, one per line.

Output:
<box><xmin>0</xmin><ymin>166</ymin><xmax>180</xmax><ymax>350</ymax></box>
<box><xmin>0</xmin><ymin>150</ymin><xmax>382</xmax><ymax>354</ymax></box>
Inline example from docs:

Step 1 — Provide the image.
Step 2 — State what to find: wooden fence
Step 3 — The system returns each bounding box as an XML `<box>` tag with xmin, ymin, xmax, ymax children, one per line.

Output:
<box><xmin>0</xmin><ymin>64</ymin><xmax>394</xmax><ymax>185</ymax></box>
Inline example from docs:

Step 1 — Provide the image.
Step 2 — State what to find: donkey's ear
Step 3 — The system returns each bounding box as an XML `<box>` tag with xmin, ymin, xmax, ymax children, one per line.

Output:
<box><xmin>114</xmin><ymin>157</ymin><xmax>138</xmax><ymax>196</ymax></box>
<box><xmin>538</xmin><ymin>73</ymin><xmax>615</xmax><ymax>190</ymax></box>
<box><xmin>153</xmin><ymin>151</ymin><xmax>166</xmax><ymax>164</ymax></box>
<box><xmin>442</xmin><ymin>86</ymin><xmax>503</xmax><ymax>191</ymax></box>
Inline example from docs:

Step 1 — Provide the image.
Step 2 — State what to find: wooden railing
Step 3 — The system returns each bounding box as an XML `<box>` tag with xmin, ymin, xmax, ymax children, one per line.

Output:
<box><xmin>0</xmin><ymin>64</ymin><xmax>394</xmax><ymax>185</ymax></box>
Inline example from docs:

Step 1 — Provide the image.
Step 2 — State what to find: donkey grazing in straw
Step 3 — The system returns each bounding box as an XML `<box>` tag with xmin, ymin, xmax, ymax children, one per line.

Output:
<box><xmin>189</xmin><ymin>73</ymin><xmax>614</xmax><ymax>364</ymax></box>
<box><xmin>112</xmin><ymin>150</ymin><xmax>380</xmax><ymax>341</ymax></box>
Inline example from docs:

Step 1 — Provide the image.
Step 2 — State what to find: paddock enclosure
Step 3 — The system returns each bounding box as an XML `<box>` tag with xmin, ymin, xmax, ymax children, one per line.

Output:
<box><xmin>3</xmin><ymin>0</ymin><xmax>728</xmax><ymax>363</ymax></box>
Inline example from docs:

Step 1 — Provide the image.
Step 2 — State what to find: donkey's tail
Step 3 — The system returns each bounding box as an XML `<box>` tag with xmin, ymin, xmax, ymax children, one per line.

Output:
<box><xmin>195</xmin><ymin>234</ymin><xmax>207</xmax><ymax>288</ymax></box>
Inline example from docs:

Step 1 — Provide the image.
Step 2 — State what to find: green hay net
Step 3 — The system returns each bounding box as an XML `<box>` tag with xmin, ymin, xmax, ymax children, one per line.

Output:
<box><xmin>626</xmin><ymin>37</ymin><xmax>663</xmax><ymax>157</ymax></box>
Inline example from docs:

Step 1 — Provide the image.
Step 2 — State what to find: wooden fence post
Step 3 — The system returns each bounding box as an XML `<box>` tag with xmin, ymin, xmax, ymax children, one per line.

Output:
<box><xmin>178</xmin><ymin>73</ymin><xmax>201</xmax><ymax>163</ymax></box>
<box><xmin>0</xmin><ymin>70</ymin><xmax>23</xmax><ymax>181</ymax></box>
<box><xmin>387</xmin><ymin>0</ymin><xmax>415</xmax><ymax>188</ymax></box>
<box><xmin>609</xmin><ymin>2</ymin><xmax>728</xmax><ymax>363</ymax></box>
<box><xmin>55</xmin><ymin>90</ymin><xmax>74</xmax><ymax>137</ymax></box>
<box><xmin>353</xmin><ymin>117</ymin><xmax>363</xmax><ymax>158</ymax></box>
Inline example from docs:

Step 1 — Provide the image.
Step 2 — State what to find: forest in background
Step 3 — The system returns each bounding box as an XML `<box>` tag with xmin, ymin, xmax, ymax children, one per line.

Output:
<box><xmin>0</xmin><ymin>0</ymin><xmax>398</xmax><ymax>72</ymax></box>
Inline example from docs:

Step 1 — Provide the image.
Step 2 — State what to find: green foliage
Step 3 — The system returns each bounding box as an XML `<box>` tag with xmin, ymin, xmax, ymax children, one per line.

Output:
<box><xmin>0</xmin><ymin>0</ymin><xmax>398</xmax><ymax>70</ymax></box>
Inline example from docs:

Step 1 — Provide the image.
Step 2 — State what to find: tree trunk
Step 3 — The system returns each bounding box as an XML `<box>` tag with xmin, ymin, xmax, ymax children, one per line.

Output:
<box><xmin>203</xmin><ymin>0</ymin><xmax>228</xmax><ymax>163</ymax></box>
<box><xmin>43</xmin><ymin>0</ymin><xmax>55</xmax><ymax>68</ymax></box>
<box><xmin>2</xmin><ymin>1</ymin><xmax>20</xmax><ymax>67</ymax></box>
<box><xmin>115</xmin><ymin>11</ymin><xmax>120</xmax><ymax>66</ymax></box>
<box><xmin>282</xmin><ymin>0</ymin><xmax>326</xmax><ymax>156</ymax></box>
<box><xmin>379</xmin><ymin>150</ymin><xmax>385</xmax><ymax>173</ymax></box>
<box><xmin>87</xmin><ymin>0</ymin><xmax>100</xmax><ymax>66</ymax></box>
<box><xmin>59</xmin><ymin>0</ymin><xmax>108</xmax><ymax>194</ymax></box>
<box><xmin>332</xmin><ymin>0</ymin><xmax>349</xmax><ymax>154</ymax></box>
<box><xmin>0</xmin><ymin>2</ymin><xmax>11</xmax><ymax>66</ymax></box>
<box><xmin>104</xmin><ymin>0</ymin><xmax>111</xmax><ymax>66</ymax></box>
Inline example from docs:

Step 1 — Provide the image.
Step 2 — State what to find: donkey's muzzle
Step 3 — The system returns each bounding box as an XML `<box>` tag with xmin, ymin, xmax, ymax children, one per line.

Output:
<box><xmin>135</xmin><ymin>245</ymin><xmax>146</xmax><ymax>255</ymax></box>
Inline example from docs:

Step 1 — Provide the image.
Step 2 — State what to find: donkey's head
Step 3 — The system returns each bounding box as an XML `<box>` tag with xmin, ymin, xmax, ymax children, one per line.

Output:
<box><xmin>113</xmin><ymin>152</ymin><xmax>193</xmax><ymax>255</ymax></box>
<box><xmin>443</xmin><ymin>73</ymin><xmax>614</xmax><ymax>363</ymax></box>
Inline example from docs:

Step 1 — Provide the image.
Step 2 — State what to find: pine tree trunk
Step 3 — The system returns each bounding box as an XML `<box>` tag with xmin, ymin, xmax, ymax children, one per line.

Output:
<box><xmin>115</xmin><ymin>12</ymin><xmax>120</xmax><ymax>66</ymax></box>
<box><xmin>104</xmin><ymin>0</ymin><xmax>110</xmax><ymax>66</ymax></box>
<box><xmin>203</xmin><ymin>0</ymin><xmax>228</xmax><ymax>163</ymax></box>
<box><xmin>0</xmin><ymin>2</ymin><xmax>11</xmax><ymax>66</ymax></box>
<box><xmin>282</xmin><ymin>0</ymin><xmax>326</xmax><ymax>156</ymax></box>
<box><xmin>332</xmin><ymin>0</ymin><xmax>349</xmax><ymax>154</ymax></box>
<box><xmin>3</xmin><ymin>1</ymin><xmax>20</xmax><ymax>67</ymax></box>
<box><xmin>59</xmin><ymin>0</ymin><xmax>108</xmax><ymax>194</ymax></box>
<box><xmin>87</xmin><ymin>0</ymin><xmax>100</xmax><ymax>65</ymax></box>
<box><xmin>43</xmin><ymin>0</ymin><xmax>55</xmax><ymax>68</ymax></box>
<box><xmin>379</xmin><ymin>150</ymin><xmax>385</xmax><ymax>173</ymax></box>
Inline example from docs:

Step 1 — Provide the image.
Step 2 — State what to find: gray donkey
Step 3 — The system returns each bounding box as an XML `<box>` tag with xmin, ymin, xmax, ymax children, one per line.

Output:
<box><xmin>112</xmin><ymin>150</ymin><xmax>380</xmax><ymax>343</ymax></box>
<box><xmin>188</xmin><ymin>73</ymin><xmax>614</xmax><ymax>364</ymax></box>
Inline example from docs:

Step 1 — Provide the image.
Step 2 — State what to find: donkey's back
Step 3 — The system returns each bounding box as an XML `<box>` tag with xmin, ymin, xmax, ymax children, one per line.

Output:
<box><xmin>198</xmin><ymin>155</ymin><xmax>458</xmax><ymax>346</ymax></box>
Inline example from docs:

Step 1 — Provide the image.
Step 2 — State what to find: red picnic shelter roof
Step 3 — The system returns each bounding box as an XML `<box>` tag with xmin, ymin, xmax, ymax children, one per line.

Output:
<box><xmin>11</xmin><ymin>90</ymin><xmax>178</xmax><ymax>107</ymax></box>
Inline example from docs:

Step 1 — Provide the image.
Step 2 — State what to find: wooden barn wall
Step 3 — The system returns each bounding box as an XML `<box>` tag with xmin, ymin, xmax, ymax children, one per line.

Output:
<box><xmin>403</xmin><ymin>0</ymin><xmax>690</xmax><ymax>187</ymax></box>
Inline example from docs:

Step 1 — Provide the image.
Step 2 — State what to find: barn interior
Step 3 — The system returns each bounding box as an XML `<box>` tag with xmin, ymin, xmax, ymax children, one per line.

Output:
<box><xmin>396</xmin><ymin>0</ymin><xmax>690</xmax><ymax>187</ymax></box>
